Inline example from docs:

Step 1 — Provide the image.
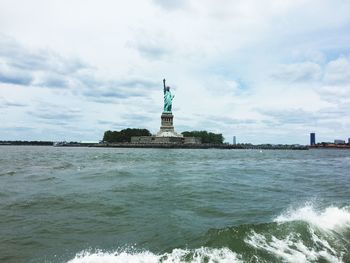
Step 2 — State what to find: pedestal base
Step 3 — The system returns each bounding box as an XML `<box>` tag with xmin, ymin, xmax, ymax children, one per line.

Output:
<box><xmin>156</xmin><ymin>112</ymin><xmax>183</xmax><ymax>137</ymax></box>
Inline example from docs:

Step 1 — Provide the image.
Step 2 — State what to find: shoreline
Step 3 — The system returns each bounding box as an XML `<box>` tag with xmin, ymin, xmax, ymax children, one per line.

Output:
<box><xmin>4</xmin><ymin>142</ymin><xmax>350</xmax><ymax>150</ymax></box>
<box><xmin>0</xmin><ymin>141</ymin><xmax>310</xmax><ymax>150</ymax></box>
<box><xmin>71</xmin><ymin>143</ymin><xmax>309</xmax><ymax>150</ymax></box>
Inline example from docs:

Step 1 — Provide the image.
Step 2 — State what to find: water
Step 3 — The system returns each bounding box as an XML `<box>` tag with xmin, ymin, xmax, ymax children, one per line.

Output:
<box><xmin>0</xmin><ymin>146</ymin><xmax>349</xmax><ymax>263</ymax></box>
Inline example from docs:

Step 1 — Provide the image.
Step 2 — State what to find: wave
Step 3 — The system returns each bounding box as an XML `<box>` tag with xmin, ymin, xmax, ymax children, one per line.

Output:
<box><xmin>245</xmin><ymin>205</ymin><xmax>349</xmax><ymax>262</ymax></box>
<box><xmin>67</xmin><ymin>204</ymin><xmax>350</xmax><ymax>263</ymax></box>
<box><xmin>274</xmin><ymin>204</ymin><xmax>350</xmax><ymax>232</ymax></box>
<box><xmin>67</xmin><ymin>247</ymin><xmax>242</xmax><ymax>263</ymax></box>
<box><xmin>0</xmin><ymin>170</ymin><xmax>16</xmax><ymax>176</ymax></box>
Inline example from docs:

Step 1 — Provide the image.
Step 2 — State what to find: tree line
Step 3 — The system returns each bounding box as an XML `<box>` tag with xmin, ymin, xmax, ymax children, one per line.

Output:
<box><xmin>181</xmin><ymin>130</ymin><xmax>224</xmax><ymax>144</ymax></box>
<box><xmin>103</xmin><ymin>129</ymin><xmax>152</xmax><ymax>143</ymax></box>
<box><xmin>0</xmin><ymin>141</ymin><xmax>53</xmax><ymax>145</ymax></box>
<box><xmin>103</xmin><ymin>129</ymin><xmax>224</xmax><ymax>144</ymax></box>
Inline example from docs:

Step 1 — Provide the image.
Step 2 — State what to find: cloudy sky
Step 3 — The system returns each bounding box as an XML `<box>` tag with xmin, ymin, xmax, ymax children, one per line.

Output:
<box><xmin>0</xmin><ymin>0</ymin><xmax>350</xmax><ymax>144</ymax></box>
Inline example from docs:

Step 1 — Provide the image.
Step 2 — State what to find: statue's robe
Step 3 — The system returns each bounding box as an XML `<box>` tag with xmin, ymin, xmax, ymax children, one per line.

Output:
<box><xmin>164</xmin><ymin>91</ymin><xmax>173</xmax><ymax>112</ymax></box>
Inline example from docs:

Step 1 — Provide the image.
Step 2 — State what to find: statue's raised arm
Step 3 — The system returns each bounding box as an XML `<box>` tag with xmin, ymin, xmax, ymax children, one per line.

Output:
<box><xmin>163</xmin><ymin>79</ymin><xmax>166</xmax><ymax>94</ymax></box>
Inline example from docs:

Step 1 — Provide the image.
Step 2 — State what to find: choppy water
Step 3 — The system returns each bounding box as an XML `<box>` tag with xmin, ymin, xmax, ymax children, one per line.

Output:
<box><xmin>0</xmin><ymin>146</ymin><xmax>349</xmax><ymax>263</ymax></box>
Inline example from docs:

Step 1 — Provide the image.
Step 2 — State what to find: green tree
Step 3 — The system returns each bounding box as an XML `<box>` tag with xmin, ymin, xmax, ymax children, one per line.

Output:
<box><xmin>181</xmin><ymin>130</ymin><xmax>224</xmax><ymax>144</ymax></box>
<box><xmin>103</xmin><ymin>128</ymin><xmax>151</xmax><ymax>143</ymax></box>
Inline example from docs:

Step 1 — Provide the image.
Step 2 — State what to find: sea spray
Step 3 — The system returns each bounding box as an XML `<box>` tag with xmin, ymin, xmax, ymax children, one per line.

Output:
<box><xmin>274</xmin><ymin>204</ymin><xmax>350</xmax><ymax>232</ymax></box>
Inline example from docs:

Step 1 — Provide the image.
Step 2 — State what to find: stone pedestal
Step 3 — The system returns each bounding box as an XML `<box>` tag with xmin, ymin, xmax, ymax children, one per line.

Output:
<box><xmin>160</xmin><ymin>113</ymin><xmax>174</xmax><ymax>131</ymax></box>
<box><xmin>156</xmin><ymin>112</ymin><xmax>183</xmax><ymax>137</ymax></box>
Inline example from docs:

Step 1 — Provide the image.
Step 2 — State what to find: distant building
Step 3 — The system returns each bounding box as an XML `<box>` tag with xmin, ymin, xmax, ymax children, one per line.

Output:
<box><xmin>348</xmin><ymin>138</ymin><xmax>350</xmax><ymax>144</ymax></box>
<box><xmin>310</xmin><ymin>133</ymin><xmax>316</xmax><ymax>146</ymax></box>
<box><xmin>334</xmin><ymin>139</ymin><xmax>345</xmax><ymax>145</ymax></box>
<box><xmin>80</xmin><ymin>141</ymin><xmax>99</xmax><ymax>144</ymax></box>
<box><xmin>233</xmin><ymin>136</ymin><xmax>236</xmax><ymax>145</ymax></box>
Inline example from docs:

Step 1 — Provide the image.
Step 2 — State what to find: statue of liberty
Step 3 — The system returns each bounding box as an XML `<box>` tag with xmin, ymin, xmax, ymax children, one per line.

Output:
<box><xmin>163</xmin><ymin>79</ymin><xmax>174</xmax><ymax>113</ymax></box>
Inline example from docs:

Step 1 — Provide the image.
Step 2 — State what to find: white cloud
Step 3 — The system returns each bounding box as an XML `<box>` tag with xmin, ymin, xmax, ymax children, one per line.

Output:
<box><xmin>0</xmin><ymin>0</ymin><xmax>350</xmax><ymax>143</ymax></box>
<box><xmin>271</xmin><ymin>62</ymin><xmax>322</xmax><ymax>82</ymax></box>
<box><xmin>153</xmin><ymin>0</ymin><xmax>187</xmax><ymax>10</ymax></box>
<box><xmin>324</xmin><ymin>56</ymin><xmax>350</xmax><ymax>85</ymax></box>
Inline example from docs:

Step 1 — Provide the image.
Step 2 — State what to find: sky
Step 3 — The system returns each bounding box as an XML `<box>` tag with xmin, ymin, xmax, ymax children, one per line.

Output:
<box><xmin>0</xmin><ymin>0</ymin><xmax>350</xmax><ymax>144</ymax></box>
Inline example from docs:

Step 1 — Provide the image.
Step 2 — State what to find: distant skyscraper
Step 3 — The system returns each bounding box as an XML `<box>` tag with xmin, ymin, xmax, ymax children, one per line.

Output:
<box><xmin>310</xmin><ymin>133</ymin><xmax>316</xmax><ymax>145</ymax></box>
<box><xmin>348</xmin><ymin>138</ymin><xmax>350</xmax><ymax>144</ymax></box>
<box><xmin>233</xmin><ymin>136</ymin><xmax>236</xmax><ymax>145</ymax></box>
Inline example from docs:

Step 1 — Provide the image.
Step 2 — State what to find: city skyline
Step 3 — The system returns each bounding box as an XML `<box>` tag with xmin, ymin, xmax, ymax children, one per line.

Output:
<box><xmin>1</xmin><ymin>0</ymin><xmax>350</xmax><ymax>144</ymax></box>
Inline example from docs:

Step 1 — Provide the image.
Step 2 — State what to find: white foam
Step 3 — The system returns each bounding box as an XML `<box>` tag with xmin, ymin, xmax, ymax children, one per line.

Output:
<box><xmin>243</xmin><ymin>204</ymin><xmax>350</xmax><ymax>263</ymax></box>
<box><xmin>245</xmin><ymin>231</ymin><xmax>343</xmax><ymax>263</ymax></box>
<box><xmin>67</xmin><ymin>247</ymin><xmax>242</xmax><ymax>263</ymax></box>
<box><xmin>274</xmin><ymin>204</ymin><xmax>350</xmax><ymax>232</ymax></box>
<box><xmin>68</xmin><ymin>250</ymin><xmax>158</xmax><ymax>263</ymax></box>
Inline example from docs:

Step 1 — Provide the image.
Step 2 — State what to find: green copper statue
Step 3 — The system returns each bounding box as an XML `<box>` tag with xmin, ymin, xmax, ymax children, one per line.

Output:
<box><xmin>163</xmin><ymin>79</ymin><xmax>174</xmax><ymax>113</ymax></box>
